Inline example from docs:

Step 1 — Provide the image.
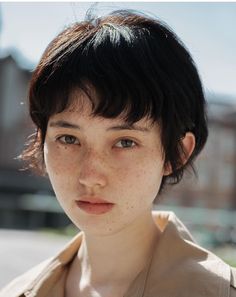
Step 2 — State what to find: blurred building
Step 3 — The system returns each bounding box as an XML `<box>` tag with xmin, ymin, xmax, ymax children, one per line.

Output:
<box><xmin>0</xmin><ymin>4</ymin><xmax>2</xmax><ymax>34</ymax></box>
<box><xmin>161</xmin><ymin>99</ymin><xmax>236</xmax><ymax>210</ymax></box>
<box><xmin>0</xmin><ymin>53</ymin><xmax>235</xmax><ymax>229</ymax></box>
<box><xmin>0</xmin><ymin>53</ymin><xmax>31</xmax><ymax>169</ymax></box>
<box><xmin>0</xmin><ymin>53</ymin><xmax>60</xmax><ymax>229</ymax></box>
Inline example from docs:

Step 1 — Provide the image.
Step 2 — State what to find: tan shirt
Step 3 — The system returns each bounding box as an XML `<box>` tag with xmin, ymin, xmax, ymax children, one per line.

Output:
<box><xmin>1</xmin><ymin>211</ymin><xmax>235</xmax><ymax>297</ymax></box>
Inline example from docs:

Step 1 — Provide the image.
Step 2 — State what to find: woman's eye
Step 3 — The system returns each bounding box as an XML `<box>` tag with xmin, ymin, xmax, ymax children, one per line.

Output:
<box><xmin>115</xmin><ymin>139</ymin><xmax>137</xmax><ymax>148</ymax></box>
<box><xmin>57</xmin><ymin>135</ymin><xmax>80</xmax><ymax>145</ymax></box>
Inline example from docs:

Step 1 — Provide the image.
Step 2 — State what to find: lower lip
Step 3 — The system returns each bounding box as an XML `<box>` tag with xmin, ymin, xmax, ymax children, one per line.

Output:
<box><xmin>76</xmin><ymin>201</ymin><xmax>114</xmax><ymax>215</ymax></box>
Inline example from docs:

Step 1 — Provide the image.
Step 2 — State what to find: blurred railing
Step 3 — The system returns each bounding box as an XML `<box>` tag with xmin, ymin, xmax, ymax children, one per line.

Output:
<box><xmin>155</xmin><ymin>204</ymin><xmax>236</xmax><ymax>248</ymax></box>
<box><xmin>0</xmin><ymin>193</ymin><xmax>70</xmax><ymax>230</ymax></box>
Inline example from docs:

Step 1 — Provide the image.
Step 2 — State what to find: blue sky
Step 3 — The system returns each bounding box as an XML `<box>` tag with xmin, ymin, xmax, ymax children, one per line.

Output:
<box><xmin>1</xmin><ymin>2</ymin><xmax>236</xmax><ymax>102</ymax></box>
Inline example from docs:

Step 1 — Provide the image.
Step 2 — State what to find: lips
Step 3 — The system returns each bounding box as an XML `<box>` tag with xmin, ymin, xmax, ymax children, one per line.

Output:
<box><xmin>78</xmin><ymin>197</ymin><xmax>111</xmax><ymax>204</ymax></box>
<box><xmin>76</xmin><ymin>196</ymin><xmax>114</xmax><ymax>215</ymax></box>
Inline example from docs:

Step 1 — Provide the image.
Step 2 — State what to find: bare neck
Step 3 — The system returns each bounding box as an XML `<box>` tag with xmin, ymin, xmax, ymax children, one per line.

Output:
<box><xmin>66</xmin><ymin>210</ymin><xmax>161</xmax><ymax>297</ymax></box>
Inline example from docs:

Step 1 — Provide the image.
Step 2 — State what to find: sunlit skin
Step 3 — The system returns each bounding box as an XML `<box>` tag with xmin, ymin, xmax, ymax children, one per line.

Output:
<box><xmin>44</xmin><ymin>102</ymin><xmax>167</xmax><ymax>236</ymax></box>
<box><xmin>43</xmin><ymin>93</ymin><xmax>195</xmax><ymax>297</ymax></box>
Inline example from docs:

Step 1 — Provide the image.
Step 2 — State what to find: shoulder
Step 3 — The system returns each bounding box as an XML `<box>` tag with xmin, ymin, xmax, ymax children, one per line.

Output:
<box><xmin>150</xmin><ymin>211</ymin><xmax>236</xmax><ymax>297</ymax></box>
<box><xmin>0</xmin><ymin>258</ymin><xmax>52</xmax><ymax>297</ymax></box>
<box><xmin>231</xmin><ymin>267</ymin><xmax>236</xmax><ymax>297</ymax></box>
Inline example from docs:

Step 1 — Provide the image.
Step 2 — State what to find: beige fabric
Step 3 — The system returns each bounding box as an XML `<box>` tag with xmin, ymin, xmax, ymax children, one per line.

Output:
<box><xmin>231</xmin><ymin>268</ymin><xmax>236</xmax><ymax>297</ymax></box>
<box><xmin>0</xmin><ymin>211</ymin><xmax>235</xmax><ymax>297</ymax></box>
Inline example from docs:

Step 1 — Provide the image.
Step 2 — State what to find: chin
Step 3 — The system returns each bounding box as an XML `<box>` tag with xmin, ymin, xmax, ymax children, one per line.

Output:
<box><xmin>70</xmin><ymin>216</ymin><xmax>128</xmax><ymax>237</ymax></box>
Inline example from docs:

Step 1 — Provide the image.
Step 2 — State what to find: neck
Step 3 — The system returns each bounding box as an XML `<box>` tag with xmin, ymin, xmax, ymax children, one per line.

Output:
<box><xmin>77</xmin><ymin>210</ymin><xmax>160</xmax><ymax>285</ymax></box>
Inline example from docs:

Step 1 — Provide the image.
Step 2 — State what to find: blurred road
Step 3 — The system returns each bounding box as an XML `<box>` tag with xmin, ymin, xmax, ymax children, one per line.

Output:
<box><xmin>0</xmin><ymin>229</ymin><xmax>69</xmax><ymax>288</ymax></box>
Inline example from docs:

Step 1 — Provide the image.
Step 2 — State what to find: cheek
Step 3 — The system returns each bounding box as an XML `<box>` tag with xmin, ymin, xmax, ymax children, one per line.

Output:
<box><xmin>114</xmin><ymin>154</ymin><xmax>164</xmax><ymax>198</ymax></box>
<box><xmin>136</xmin><ymin>163</ymin><xmax>163</xmax><ymax>194</ymax></box>
<box><xmin>44</xmin><ymin>144</ymin><xmax>75</xmax><ymax>184</ymax></box>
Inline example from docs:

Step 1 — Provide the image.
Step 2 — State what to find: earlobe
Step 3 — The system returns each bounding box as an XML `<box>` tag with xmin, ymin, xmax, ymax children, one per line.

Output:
<box><xmin>163</xmin><ymin>164</ymin><xmax>172</xmax><ymax>176</ymax></box>
<box><xmin>163</xmin><ymin>132</ymin><xmax>196</xmax><ymax>176</ymax></box>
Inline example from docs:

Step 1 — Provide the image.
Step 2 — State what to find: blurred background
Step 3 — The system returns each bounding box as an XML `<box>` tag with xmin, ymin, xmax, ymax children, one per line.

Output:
<box><xmin>0</xmin><ymin>2</ymin><xmax>235</xmax><ymax>286</ymax></box>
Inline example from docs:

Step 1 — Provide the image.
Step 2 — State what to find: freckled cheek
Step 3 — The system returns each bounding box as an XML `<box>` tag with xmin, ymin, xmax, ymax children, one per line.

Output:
<box><xmin>116</xmin><ymin>157</ymin><xmax>163</xmax><ymax>181</ymax></box>
<box><xmin>114</xmin><ymin>159</ymin><xmax>164</xmax><ymax>197</ymax></box>
<box><xmin>44</xmin><ymin>145</ymin><xmax>76</xmax><ymax>176</ymax></box>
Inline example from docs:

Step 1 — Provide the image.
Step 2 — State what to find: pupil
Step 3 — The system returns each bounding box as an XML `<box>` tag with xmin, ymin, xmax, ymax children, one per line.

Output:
<box><xmin>121</xmin><ymin>139</ymin><xmax>132</xmax><ymax>147</ymax></box>
<box><xmin>65</xmin><ymin>136</ymin><xmax>75</xmax><ymax>144</ymax></box>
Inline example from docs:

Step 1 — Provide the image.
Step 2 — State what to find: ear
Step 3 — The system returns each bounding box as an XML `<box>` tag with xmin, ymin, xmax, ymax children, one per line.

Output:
<box><xmin>181</xmin><ymin>132</ymin><xmax>196</xmax><ymax>165</ymax></box>
<box><xmin>163</xmin><ymin>132</ymin><xmax>196</xmax><ymax>176</ymax></box>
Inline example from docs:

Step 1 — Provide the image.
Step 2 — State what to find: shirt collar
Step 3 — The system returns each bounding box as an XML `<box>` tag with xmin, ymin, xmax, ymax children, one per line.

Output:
<box><xmin>23</xmin><ymin>211</ymin><xmax>231</xmax><ymax>297</ymax></box>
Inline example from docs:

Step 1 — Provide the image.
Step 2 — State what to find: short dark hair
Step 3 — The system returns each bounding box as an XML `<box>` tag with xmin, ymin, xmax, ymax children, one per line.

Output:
<box><xmin>22</xmin><ymin>9</ymin><xmax>208</xmax><ymax>192</ymax></box>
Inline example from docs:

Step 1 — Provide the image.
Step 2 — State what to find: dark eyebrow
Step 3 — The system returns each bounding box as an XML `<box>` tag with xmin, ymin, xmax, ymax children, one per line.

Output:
<box><xmin>49</xmin><ymin>120</ymin><xmax>150</xmax><ymax>132</ymax></box>
<box><xmin>106</xmin><ymin>124</ymin><xmax>150</xmax><ymax>132</ymax></box>
<box><xmin>49</xmin><ymin>120</ymin><xmax>80</xmax><ymax>129</ymax></box>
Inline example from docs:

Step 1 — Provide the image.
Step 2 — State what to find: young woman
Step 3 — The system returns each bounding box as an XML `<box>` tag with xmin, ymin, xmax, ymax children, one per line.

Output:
<box><xmin>1</xmin><ymin>10</ymin><xmax>235</xmax><ymax>297</ymax></box>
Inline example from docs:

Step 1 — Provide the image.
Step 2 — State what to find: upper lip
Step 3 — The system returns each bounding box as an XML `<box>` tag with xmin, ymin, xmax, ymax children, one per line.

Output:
<box><xmin>77</xmin><ymin>196</ymin><xmax>114</xmax><ymax>204</ymax></box>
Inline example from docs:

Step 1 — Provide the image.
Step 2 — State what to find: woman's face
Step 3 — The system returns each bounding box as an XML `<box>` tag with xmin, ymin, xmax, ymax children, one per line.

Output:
<box><xmin>44</xmin><ymin>94</ymin><xmax>167</xmax><ymax>236</ymax></box>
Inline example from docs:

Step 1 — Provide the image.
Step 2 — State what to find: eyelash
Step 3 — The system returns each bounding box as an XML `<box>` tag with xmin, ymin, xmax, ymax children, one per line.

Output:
<box><xmin>114</xmin><ymin>139</ymin><xmax>137</xmax><ymax>149</ymax></box>
<box><xmin>56</xmin><ymin>135</ymin><xmax>138</xmax><ymax>149</ymax></box>
<box><xmin>56</xmin><ymin>135</ymin><xmax>80</xmax><ymax>145</ymax></box>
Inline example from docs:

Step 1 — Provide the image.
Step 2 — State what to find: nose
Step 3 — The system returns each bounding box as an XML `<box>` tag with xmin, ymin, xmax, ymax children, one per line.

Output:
<box><xmin>78</xmin><ymin>149</ymin><xmax>108</xmax><ymax>189</ymax></box>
